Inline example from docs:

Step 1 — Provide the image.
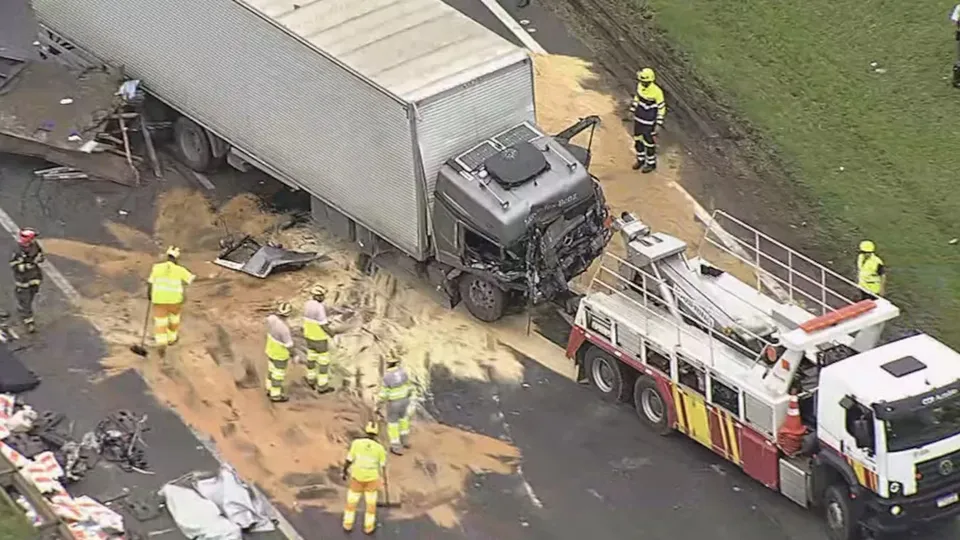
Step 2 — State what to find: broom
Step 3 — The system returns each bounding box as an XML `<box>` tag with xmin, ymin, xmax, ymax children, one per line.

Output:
<box><xmin>129</xmin><ymin>303</ymin><xmax>151</xmax><ymax>357</ymax></box>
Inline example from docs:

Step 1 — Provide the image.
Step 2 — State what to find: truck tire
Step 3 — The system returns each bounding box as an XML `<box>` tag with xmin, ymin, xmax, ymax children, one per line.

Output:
<box><xmin>459</xmin><ymin>275</ymin><xmax>505</xmax><ymax>322</ymax></box>
<box><xmin>823</xmin><ymin>484</ymin><xmax>858</xmax><ymax>540</ymax></box>
<box><xmin>633</xmin><ymin>377</ymin><xmax>671</xmax><ymax>435</ymax></box>
<box><xmin>585</xmin><ymin>346</ymin><xmax>630</xmax><ymax>403</ymax></box>
<box><xmin>173</xmin><ymin>116</ymin><xmax>215</xmax><ymax>172</ymax></box>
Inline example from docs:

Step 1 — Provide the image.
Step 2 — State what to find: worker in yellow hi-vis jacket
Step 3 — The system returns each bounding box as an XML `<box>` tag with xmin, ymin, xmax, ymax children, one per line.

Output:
<box><xmin>147</xmin><ymin>246</ymin><xmax>195</xmax><ymax>355</ymax></box>
<box><xmin>342</xmin><ymin>421</ymin><xmax>387</xmax><ymax>534</ymax></box>
<box><xmin>303</xmin><ymin>284</ymin><xmax>334</xmax><ymax>394</ymax></box>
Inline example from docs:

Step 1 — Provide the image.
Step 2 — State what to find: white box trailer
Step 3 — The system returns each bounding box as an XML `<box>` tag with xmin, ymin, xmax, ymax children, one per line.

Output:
<box><xmin>34</xmin><ymin>0</ymin><xmax>535</xmax><ymax>259</ymax></box>
<box><xmin>34</xmin><ymin>0</ymin><xmax>611</xmax><ymax>321</ymax></box>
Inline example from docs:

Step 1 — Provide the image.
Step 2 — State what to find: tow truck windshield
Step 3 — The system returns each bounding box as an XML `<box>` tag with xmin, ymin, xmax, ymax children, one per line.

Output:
<box><xmin>884</xmin><ymin>395</ymin><xmax>960</xmax><ymax>452</ymax></box>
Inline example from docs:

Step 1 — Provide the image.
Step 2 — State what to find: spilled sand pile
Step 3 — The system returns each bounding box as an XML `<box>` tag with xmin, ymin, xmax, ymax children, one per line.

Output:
<box><xmin>45</xmin><ymin>188</ymin><xmax>523</xmax><ymax>525</ymax></box>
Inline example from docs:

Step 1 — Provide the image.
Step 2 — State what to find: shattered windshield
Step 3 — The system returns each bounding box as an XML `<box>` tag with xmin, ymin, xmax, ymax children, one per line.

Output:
<box><xmin>884</xmin><ymin>395</ymin><xmax>960</xmax><ymax>452</ymax></box>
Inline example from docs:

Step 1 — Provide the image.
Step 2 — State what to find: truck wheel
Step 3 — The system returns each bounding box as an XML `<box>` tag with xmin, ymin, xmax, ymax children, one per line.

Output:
<box><xmin>173</xmin><ymin>116</ymin><xmax>214</xmax><ymax>172</ymax></box>
<box><xmin>634</xmin><ymin>377</ymin><xmax>671</xmax><ymax>435</ymax></box>
<box><xmin>585</xmin><ymin>346</ymin><xmax>630</xmax><ymax>403</ymax></box>
<box><xmin>459</xmin><ymin>275</ymin><xmax>505</xmax><ymax>322</ymax></box>
<box><xmin>823</xmin><ymin>484</ymin><xmax>857</xmax><ymax>540</ymax></box>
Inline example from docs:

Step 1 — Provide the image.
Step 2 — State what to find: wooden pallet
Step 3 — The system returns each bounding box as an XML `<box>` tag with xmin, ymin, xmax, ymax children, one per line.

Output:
<box><xmin>0</xmin><ymin>451</ymin><xmax>74</xmax><ymax>539</ymax></box>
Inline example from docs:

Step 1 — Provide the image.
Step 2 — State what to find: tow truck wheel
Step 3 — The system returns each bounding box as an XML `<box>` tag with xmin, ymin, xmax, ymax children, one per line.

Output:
<box><xmin>585</xmin><ymin>346</ymin><xmax>630</xmax><ymax>403</ymax></box>
<box><xmin>459</xmin><ymin>275</ymin><xmax>505</xmax><ymax>322</ymax></box>
<box><xmin>823</xmin><ymin>484</ymin><xmax>857</xmax><ymax>540</ymax></box>
<box><xmin>633</xmin><ymin>377</ymin><xmax>671</xmax><ymax>435</ymax></box>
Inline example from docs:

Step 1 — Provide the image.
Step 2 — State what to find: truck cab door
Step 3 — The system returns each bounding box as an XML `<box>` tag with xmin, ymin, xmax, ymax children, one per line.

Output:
<box><xmin>840</xmin><ymin>396</ymin><xmax>880</xmax><ymax>491</ymax></box>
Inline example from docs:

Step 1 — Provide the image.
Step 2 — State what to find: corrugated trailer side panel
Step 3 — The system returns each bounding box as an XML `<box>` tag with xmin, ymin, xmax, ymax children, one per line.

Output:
<box><xmin>34</xmin><ymin>0</ymin><xmax>427</xmax><ymax>258</ymax></box>
<box><xmin>415</xmin><ymin>57</ymin><xmax>536</xmax><ymax>228</ymax></box>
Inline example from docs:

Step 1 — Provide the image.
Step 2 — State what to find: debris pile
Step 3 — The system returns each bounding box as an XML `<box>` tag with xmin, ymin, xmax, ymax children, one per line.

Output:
<box><xmin>0</xmin><ymin>394</ymin><xmax>127</xmax><ymax>538</ymax></box>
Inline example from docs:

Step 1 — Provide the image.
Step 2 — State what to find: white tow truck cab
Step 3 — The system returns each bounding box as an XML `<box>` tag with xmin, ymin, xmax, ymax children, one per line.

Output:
<box><xmin>565</xmin><ymin>211</ymin><xmax>960</xmax><ymax>539</ymax></box>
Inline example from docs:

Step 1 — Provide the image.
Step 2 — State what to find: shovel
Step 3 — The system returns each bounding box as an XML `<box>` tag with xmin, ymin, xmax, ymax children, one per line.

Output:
<box><xmin>129</xmin><ymin>303</ymin><xmax>150</xmax><ymax>357</ymax></box>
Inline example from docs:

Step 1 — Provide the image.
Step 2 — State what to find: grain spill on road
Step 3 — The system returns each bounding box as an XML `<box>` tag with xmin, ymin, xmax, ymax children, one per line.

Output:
<box><xmin>44</xmin><ymin>188</ymin><xmax>521</xmax><ymax>527</ymax></box>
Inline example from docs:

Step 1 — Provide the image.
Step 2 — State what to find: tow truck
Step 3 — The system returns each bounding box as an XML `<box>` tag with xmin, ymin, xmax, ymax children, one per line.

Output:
<box><xmin>566</xmin><ymin>211</ymin><xmax>960</xmax><ymax>539</ymax></box>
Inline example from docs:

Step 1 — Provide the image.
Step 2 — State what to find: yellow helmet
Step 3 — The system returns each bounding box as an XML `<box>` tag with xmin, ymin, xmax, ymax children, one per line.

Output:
<box><xmin>637</xmin><ymin>68</ymin><xmax>656</xmax><ymax>83</ymax></box>
<box><xmin>309</xmin><ymin>284</ymin><xmax>327</xmax><ymax>300</ymax></box>
<box><xmin>859</xmin><ymin>240</ymin><xmax>876</xmax><ymax>253</ymax></box>
<box><xmin>276</xmin><ymin>301</ymin><xmax>293</xmax><ymax>317</ymax></box>
<box><xmin>166</xmin><ymin>246</ymin><xmax>181</xmax><ymax>260</ymax></box>
<box><xmin>364</xmin><ymin>421</ymin><xmax>379</xmax><ymax>436</ymax></box>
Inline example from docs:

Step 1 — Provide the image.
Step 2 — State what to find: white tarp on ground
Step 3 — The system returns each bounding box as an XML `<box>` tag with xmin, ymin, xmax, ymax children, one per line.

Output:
<box><xmin>194</xmin><ymin>465</ymin><xmax>276</xmax><ymax>532</ymax></box>
<box><xmin>160</xmin><ymin>484</ymin><xmax>242</xmax><ymax>540</ymax></box>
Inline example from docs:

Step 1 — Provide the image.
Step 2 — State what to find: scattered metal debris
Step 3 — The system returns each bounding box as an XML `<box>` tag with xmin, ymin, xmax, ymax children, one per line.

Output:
<box><xmin>213</xmin><ymin>235</ymin><xmax>325</xmax><ymax>278</ymax></box>
<box><xmin>33</xmin><ymin>165</ymin><xmax>89</xmax><ymax>180</ymax></box>
<box><xmin>95</xmin><ymin>410</ymin><xmax>149</xmax><ymax>472</ymax></box>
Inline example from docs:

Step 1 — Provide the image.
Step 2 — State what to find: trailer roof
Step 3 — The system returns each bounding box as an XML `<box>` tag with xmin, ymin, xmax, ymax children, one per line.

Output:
<box><xmin>243</xmin><ymin>0</ymin><xmax>529</xmax><ymax>103</ymax></box>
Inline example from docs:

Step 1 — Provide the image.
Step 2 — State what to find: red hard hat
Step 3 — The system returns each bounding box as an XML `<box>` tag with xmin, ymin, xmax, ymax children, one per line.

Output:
<box><xmin>17</xmin><ymin>228</ymin><xmax>37</xmax><ymax>246</ymax></box>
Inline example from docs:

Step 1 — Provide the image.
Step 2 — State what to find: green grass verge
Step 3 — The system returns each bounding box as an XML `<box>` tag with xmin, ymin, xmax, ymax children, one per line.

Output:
<box><xmin>640</xmin><ymin>0</ymin><xmax>960</xmax><ymax>342</ymax></box>
<box><xmin>0</xmin><ymin>493</ymin><xmax>36</xmax><ymax>540</ymax></box>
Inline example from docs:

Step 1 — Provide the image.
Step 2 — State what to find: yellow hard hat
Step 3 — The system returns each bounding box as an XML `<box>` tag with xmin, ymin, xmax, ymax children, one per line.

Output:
<box><xmin>859</xmin><ymin>240</ymin><xmax>876</xmax><ymax>253</ymax></box>
<box><xmin>637</xmin><ymin>68</ymin><xmax>656</xmax><ymax>83</ymax></box>
<box><xmin>276</xmin><ymin>301</ymin><xmax>292</xmax><ymax>317</ymax></box>
<box><xmin>309</xmin><ymin>284</ymin><xmax>327</xmax><ymax>300</ymax></box>
<box><xmin>166</xmin><ymin>246</ymin><xmax>181</xmax><ymax>260</ymax></box>
<box><xmin>364</xmin><ymin>421</ymin><xmax>379</xmax><ymax>436</ymax></box>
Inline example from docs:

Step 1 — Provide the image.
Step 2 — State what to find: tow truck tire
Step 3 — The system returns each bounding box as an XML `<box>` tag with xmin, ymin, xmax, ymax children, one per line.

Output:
<box><xmin>823</xmin><ymin>484</ymin><xmax>857</xmax><ymax>540</ymax></box>
<box><xmin>174</xmin><ymin>116</ymin><xmax>214</xmax><ymax>172</ymax></box>
<box><xmin>634</xmin><ymin>377</ymin><xmax>671</xmax><ymax>435</ymax></box>
<box><xmin>585</xmin><ymin>346</ymin><xmax>630</xmax><ymax>403</ymax></box>
<box><xmin>459</xmin><ymin>275</ymin><xmax>505</xmax><ymax>322</ymax></box>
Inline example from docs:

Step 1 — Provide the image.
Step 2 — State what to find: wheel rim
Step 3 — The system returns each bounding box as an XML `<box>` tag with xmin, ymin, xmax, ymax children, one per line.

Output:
<box><xmin>641</xmin><ymin>388</ymin><xmax>664</xmax><ymax>422</ymax></box>
<box><xmin>591</xmin><ymin>356</ymin><xmax>615</xmax><ymax>393</ymax></box>
<box><xmin>180</xmin><ymin>127</ymin><xmax>205</xmax><ymax>164</ymax></box>
<box><xmin>826</xmin><ymin>500</ymin><xmax>845</xmax><ymax>531</ymax></box>
<box><xmin>467</xmin><ymin>279</ymin><xmax>497</xmax><ymax>311</ymax></box>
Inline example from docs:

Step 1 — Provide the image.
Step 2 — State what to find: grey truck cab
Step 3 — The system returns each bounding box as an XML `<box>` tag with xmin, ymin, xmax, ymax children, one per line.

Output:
<box><xmin>431</xmin><ymin>119</ymin><xmax>610</xmax><ymax>321</ymax></box>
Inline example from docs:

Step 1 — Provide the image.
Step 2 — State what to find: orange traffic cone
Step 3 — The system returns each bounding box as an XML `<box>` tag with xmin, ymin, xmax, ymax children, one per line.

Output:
<box><xmin>777</xmin><ymin>391</ymin><xmax>806</xmax><ymax>456</ymax></box>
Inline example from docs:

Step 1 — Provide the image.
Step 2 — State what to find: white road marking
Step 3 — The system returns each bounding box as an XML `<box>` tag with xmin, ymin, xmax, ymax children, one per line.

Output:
<box><xmin>478</xmin><ymin>0</ymin><xmax>547</xmax><ymax>54</ymax></box>
<box><xmin>0</xmin><ymin>205</ymin><xmax>82</xmax><ymax>306</ymax></box>
<box><xmin>192</xmin><ymin>171</ymin><xmax>216</xmax><ymax>190</ymax></box>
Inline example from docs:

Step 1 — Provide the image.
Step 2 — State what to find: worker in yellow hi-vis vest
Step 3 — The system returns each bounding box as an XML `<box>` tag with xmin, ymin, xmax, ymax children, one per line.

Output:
<box><xmin>264</xmin><ymin>302</ymin><xmax>294</xmax><ymax>403</ymax></box>
<box><xmin>303</xmin><ymin>284</ymin><xmax>334</xmax><ymax>394</ymax></box>
<box><xmin>147</xmin><ymin>246</ymin><xmax>195</xmax><ymax>356</ymax></box>
<box><xmin>342</xmin><ymin>421</ymin><xmax>387</xmax><ymax>534</ymax></box>
<box><xmin>856</xmin><ymin>240</ymin><xmax>886</xmax><ymax>300</ymax></box>
<box><xmin>379</xmin><ymin>356</ymin><xmax>414</xmax><ymax>455</ymax></box>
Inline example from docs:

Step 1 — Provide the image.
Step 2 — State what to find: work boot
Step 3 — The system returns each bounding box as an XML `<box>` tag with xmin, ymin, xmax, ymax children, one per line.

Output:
<box><xmin>24</xmin><ymin>321</ymin><xmax>35</xmax><ymax>334</ymax></box>
<box><xmin>401</xmin><ymin>435</ymin><xmax>411</xmax><ymax>450</ymax></box>
<box><xmin>389</xmin><ymin>444</ymin><xmax>404</xmax><ymax>456</ymax></box>
<box><xmin>269</xmin><ymin>394</ymin><xmax>290</xmax><ymax>403</ymax></box>
<box><xmin>317</xmin><ymin>386</ymin><xmax>334</xmax><ymax>395</ymax></box>
<box><xmin>641</xmin><ymin>163</ymin><xmax>656</xmax><ymax>174</ymax></box>
<box><xmin>631</xmin><ymin>160</ymin><xmax>643</xmax><ymax>170</ymax></box>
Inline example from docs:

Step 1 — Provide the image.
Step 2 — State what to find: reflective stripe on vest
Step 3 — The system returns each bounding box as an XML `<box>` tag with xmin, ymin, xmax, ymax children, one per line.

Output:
<box><xmin>382</xmin><ymin>383</ymin><xmax>411</xmax><ymax>401</ymax></box>
<box><xmin>857</xmin><ymin>254</ymin><xmax>883</xmax><ymax>293</ymax></box>
<box><xmin>150</xmin><ymin>263</ymin><xmax>186</xmax><ymax>304</ymax></box>
<box><xmin>303</xmin><ymin>318</ymin><xmax>328</xmax><ymax>341</ymax></box>
<box><xmin>350</xmin><ymin>440</ymin><xmax>383</xmax><ymax>482</ymax></box>
<box><xmin>265</xmin><ymin>333</ymin><xmax>291</xmax><ymax>361</ymax></box>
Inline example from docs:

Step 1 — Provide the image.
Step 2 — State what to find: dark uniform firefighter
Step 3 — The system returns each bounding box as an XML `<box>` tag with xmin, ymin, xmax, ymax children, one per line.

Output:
<box><xmin>630</xmin><ymin>67</ymin><xmax>667</xmax><ymax>173</ymax></box>
<box><xmin>11</xmin><ymin>228</ymin><xmax>44</xmax><ymax>333</ymax></box>
<box><xmin>379</xmin><ymin>356</ymin><xmax>414</xmax><ymax>456</ymax></box>
<box><xmin>303</xmin><ymin>284</ymin><xmax>334</xmax><ymax>394</ymax></box>
<box><xmin>857</xmin><ymin>240</ymin><xmax>886</xmax><ymax>300</ymax></box>
<box><xmin>341</xmin><ymin>421</ymin><xmax>387</xmax><ymax>534</ymax></box>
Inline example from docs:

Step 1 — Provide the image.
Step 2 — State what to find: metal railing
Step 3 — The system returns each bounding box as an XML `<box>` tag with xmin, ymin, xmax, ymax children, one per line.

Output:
<box><xmin>699</xmin><ymin>210</ymin><xmax>862</xmax><ymax>316</ymax></box>
<box><xmin>587</xmin><ymin>251</ymin><xmax>774</xmax><ymax>369</ymax></box>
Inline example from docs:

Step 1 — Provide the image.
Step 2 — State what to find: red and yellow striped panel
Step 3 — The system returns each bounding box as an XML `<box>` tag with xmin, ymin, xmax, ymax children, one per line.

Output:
<box><xmin>846</xmin><ymin>457</ymin><xmax>879</xmax><ymax>492</ymax></box>
<box><xmin>707</xmin><ymin>406</ymin><xmax>741</xmax><ymax>466</ymax></box>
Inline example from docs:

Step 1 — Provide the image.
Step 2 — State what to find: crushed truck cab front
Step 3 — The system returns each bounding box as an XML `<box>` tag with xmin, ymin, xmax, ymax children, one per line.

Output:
<box><xmin>431</xmin><ymin>121</ymin><xmax>610</xmax><ymax>321</ymax></box>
